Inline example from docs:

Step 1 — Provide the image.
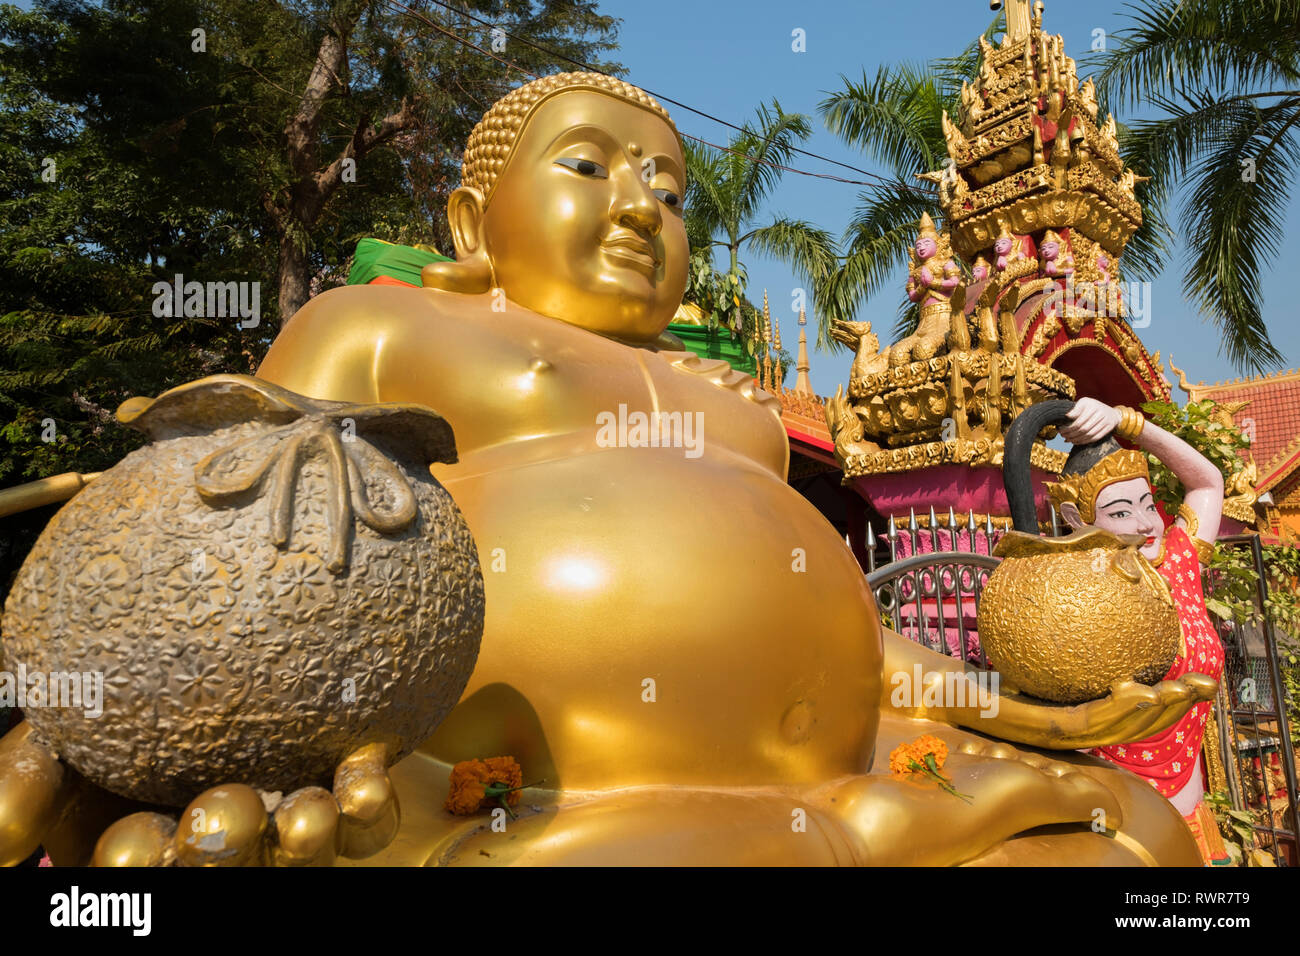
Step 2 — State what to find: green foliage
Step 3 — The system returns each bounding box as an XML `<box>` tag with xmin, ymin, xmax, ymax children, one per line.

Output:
<box><xmin>683</xmin><ymin>100</ymin><xmax>837</xmax><ymax>356</ymax></box>
<box><xmin>1204</xmin><ymin>788</ymin><xmax>1276</xmax><ymax>867</ymax></box>
<box><xmin>1090</xmin><ymin>0</ymin><xmax>1300</xmax><ymax>373</ymax></box>
<box><xmin>815</xmin><ymin>14</ymin><xmax>999</xmax><ymax>345</ymax></box>
<box><xmin>1140</xmin><ymin>399</ymin><xmax>1252</xmax><ymax>513</ymax></box>
<box><xmin>0</xmin><ymin>0</ymin><xmax>623</xmax><ymax>591</ymax></box>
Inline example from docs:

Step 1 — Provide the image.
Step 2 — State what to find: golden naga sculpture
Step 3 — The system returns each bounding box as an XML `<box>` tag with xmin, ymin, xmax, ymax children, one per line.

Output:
<box><xmin>0</xmin><ymin>70</ymin><xmax>1213</xmax><ymax>867</ymax></box>
<box><xmin>898</xmin><ymin>213</ymin><xmax>962</xmax><ymax>366</ymax></box>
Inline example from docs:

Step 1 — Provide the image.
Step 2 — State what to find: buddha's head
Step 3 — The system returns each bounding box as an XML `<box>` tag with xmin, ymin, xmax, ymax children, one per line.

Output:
<box><xmin>1048</xmin><ymin>440</ymin><xmax>1164</xmax><ymax>560</ymax></box>
<box><xmin>423</xmin><ymin>72</ymin><xmax>688</xmax><ymax>342</ymax></box>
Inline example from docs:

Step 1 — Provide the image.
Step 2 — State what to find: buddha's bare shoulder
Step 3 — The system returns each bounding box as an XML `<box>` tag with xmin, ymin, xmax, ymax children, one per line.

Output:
<box><xmin>260</xmin><ymin>285</ymin><xmax>502</xmax><ymax>402</ymax></box>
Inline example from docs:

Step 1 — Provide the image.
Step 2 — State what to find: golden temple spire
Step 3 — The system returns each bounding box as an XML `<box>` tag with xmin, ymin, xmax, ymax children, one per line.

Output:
<box><xmin>998</xmin><ymin>0</ymin><xmax>1035</xmax><ymax>43</ymax></box>
<box><xmin>761</xmin><ymin>291</ymin><xmax>774</xmax><ymax>392</ymax></box>
<box><xmin>795</xmin><ymin>308</ymin><xmax>814</xmax><ymax>396</ymax></box>
<box><xmin>771</xmin><ymin>310</ymin><xmax>783</xmax><ymax>389</ymax></box>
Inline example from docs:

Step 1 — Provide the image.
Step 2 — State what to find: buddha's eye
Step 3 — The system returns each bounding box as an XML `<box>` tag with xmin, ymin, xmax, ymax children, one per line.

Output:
<box><xmin>554</xmin><ymin>157</ymin><xmax>607</xmax><ymax>178</ymax></box>
<box><xmin>653</xmin><ymin>188</ymin><xmax>683</xmax><ymax>209</ymax></box>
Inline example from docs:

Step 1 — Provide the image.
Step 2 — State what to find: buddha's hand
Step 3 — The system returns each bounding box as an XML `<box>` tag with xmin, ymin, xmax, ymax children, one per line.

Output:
<box><xmin>987</xmin><ymin>675</ymin><xmax>1219</xmax><ymax>750</ymax></box>
<box><xmin>1059</xmin><ymin>396</ymin><xmax>1120</xmax><ymax>445</ymax></box>
<box><xmin>0</xmin><ymin>721</ymin><xmax>399</xmax><ymax>867</ymax></box>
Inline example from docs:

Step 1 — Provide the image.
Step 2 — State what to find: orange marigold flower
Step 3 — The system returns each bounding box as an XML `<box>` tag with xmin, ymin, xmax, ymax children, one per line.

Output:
<box><xmin>912</xmin><ymin>734</ymin><xmax>947</xmax><ymax>771</ymax></box>
<box><xmin>444</xmin><ymin>756</ymin><xmax>524</xmax><ymax>815</ymax></box>
<box><xmin>889</xmin><ymin>734</ymin><xmax>948</xmax><ymax>777</ymax></box>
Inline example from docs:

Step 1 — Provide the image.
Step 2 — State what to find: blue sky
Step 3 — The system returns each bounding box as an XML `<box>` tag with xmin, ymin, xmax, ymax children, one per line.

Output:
<box><xmin>609</xmin><ymin>0</ymin><xmax>1300</xmax><ymax>398</ymax></box>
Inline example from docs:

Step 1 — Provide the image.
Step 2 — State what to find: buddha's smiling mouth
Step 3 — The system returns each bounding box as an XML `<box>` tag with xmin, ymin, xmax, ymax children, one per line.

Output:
<box><xmin>601</xmin><ymin>235</ymin><xmax>660</xmax><ymax>272</ymax></box>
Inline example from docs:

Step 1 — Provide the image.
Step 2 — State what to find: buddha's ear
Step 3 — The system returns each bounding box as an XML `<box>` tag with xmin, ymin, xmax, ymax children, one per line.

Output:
<box><xmin>1059</xmin><ymin>502</ymin><xmax>1086</xmax><ymax>530</ymax></box>
<box><xmin>421</xmin><ymin>186</ymin><xmax>493</xmax><ymax>293</ymax></box>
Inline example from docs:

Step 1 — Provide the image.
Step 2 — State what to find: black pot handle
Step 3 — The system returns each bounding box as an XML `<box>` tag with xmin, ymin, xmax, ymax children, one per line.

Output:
<box><xmin>1003</xmin><ymin>400</ymin><xmax>1075</xmax><ymax>533</ymax></box>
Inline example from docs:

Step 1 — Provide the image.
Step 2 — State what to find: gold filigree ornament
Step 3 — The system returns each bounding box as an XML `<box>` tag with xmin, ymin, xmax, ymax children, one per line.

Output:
<box><xmin>1</xmin><ymin>374</ymin><xmax>485</xmax><ymax>805</ymax></box>
<box><xmin>977</xmin><ymin>527</ymin><xmax>1181</xmax><ymax>704</ymax></box>
<box><xmin>1044</xmin><ymin>447</ymin><xmax>1150</xmax><ymax>525</ymax></box>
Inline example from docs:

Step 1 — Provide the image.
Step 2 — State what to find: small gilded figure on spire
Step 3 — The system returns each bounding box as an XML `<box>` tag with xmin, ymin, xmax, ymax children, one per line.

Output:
<box><xmin>896</xmin><ymin>213</ymin><xmax>961</xmax><ymax>365</ymax></box>
<box><xmin>993</xmin><ymin>220</ymin><xmax>1027</xmax><ymax>272</ymax></box>
<box><xmin>1039</xmin><ymin>228</ymin><xmax>1075</xmax><ymax>278</ymax></box>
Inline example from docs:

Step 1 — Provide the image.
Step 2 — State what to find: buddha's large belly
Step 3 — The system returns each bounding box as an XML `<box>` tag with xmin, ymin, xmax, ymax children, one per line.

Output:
<box><xmin>422</xmin><ymin>447</ymin><xmax>882</xmax><ymax>790</ymax></box>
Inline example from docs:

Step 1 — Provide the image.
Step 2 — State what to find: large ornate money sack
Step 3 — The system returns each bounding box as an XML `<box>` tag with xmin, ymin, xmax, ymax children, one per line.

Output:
<box><xmin>1</xmin><ymin>375</ymin><xmax>485</xmax><ymax>804</ymax></box>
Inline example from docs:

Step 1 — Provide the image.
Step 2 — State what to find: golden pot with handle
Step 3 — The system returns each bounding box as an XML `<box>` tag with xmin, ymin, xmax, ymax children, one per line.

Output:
<box><xmin>975</xmin><ymin>401</ymin><xmax>1180</xmax><ymax>704</ymax></box>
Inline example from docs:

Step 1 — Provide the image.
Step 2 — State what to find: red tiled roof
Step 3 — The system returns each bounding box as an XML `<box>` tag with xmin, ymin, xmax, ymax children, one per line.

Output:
<box><xmin>1182</xmin><ymin>368</ymin><xmax>1300</xmax><ymax>491</ymax></box>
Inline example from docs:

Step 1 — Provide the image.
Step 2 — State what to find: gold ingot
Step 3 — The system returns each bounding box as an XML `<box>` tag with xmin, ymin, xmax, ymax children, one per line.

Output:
<box><xmin>977</xmin><ymin>528</ymin><xmax>1181</xmax><ymax>703</ymax></box>
<box><xmin>0</xmin><ymin>375</ymin><xmax>484</xmax><ymax>805</ymax></box>
<box><xmin>174</xmin><ymin>784</ymin><xmax>268</xmax><ymax>867</ymax></box>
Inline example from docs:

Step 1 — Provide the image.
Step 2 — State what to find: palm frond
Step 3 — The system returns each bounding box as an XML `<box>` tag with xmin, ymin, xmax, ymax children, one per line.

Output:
<box><xmin>814</xmin><ymin>179</ymin><xmax>937</xmax><ymax>349</ymax></box>
<box><xmin>1180</xmin><ymin>94</ymin><xmax>1298</xmax><ymax>371</ymax></box>
<box><xmin>1090</xmin><ymin>0</ymin><xmax>1300</xmax><ymax>111</ymax></box>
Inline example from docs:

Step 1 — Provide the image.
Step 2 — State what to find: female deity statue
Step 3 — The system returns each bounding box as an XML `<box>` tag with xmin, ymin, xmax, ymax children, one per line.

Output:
<box><xmin>1039</xmin><ymin>228</ymin><xmax>1075</xmax><ymax>278</ymax></box>
<box><xmin>0</xmin><ymin>73</ymin><xmax>1213</xmax><ymax>867</ymax></box>
<box><xmin>993</xmin><ymin>221</ymin><xmax>1026</xmax><ymax>272</ymax></box>
<box><xmin>1049</xmin><ymin>397</ymin><xmax>1230</xmax><ymax>865</ymax></box>
<box><xmin>895</xmin><ymin>213</ymin><xmax>960</xmax><ymax>364</ymax></box>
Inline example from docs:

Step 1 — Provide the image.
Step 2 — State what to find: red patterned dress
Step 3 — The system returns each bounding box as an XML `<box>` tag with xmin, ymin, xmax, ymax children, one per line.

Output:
<box><xmin>1091</xmin><ymin>525</ymin><xmax>1228</xmax><ymax>862</ymax></box>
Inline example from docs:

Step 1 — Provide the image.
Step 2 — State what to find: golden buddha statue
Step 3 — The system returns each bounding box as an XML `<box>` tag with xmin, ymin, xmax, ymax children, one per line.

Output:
<box><xmin>0</xmin><ymin>72</ymin><xmax>1214</xmax><ymax>866</ymax></box>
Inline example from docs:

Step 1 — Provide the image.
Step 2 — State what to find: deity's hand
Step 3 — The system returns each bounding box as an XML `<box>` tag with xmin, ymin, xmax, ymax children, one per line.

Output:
<box><xmin>0</xmin><ymin>720</ymin><xmax>399</xmax><ymax>867</ymax></box>
<box><xmin>1059</xmin><ymin>396</ymin><xmax>1121</xmax><ymax>445</ymax></box>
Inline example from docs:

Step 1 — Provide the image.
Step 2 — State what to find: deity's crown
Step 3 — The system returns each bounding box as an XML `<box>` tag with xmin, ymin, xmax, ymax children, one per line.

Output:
<box><xmin>1045</xmin><ymin>448</ymin><xmax>1151</xmax><ymax>525</ymax></box>
<box><xmin>461</xmin><ymin>71</ymin><xmax>679</xmax><ymax>204</ymax></box>
<box><xmin>1040</xmin><ymin>228</ymin><xmax>1064</xmax><ymax>249</ymax></box>
<box><xmin>918</xmin><ymin>212</ymin><xmax>939</xmax><ymax>241</ymax></box>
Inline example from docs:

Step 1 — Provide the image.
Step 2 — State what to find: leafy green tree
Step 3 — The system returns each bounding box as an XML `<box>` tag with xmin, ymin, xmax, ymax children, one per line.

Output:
<box><xmin>0</xmin><ymin>0</ymin><xmax>622</xmax><ymax>590</ymax></box>
<box><xmin>682</xmin><ymin>101</ymin><xmax>837</xmax><ymax>354</ymax></box>
<box><xmin>1091</xmin><ymin>0</ymin><xmax>1300</xmax><ymax>373</ymax></box>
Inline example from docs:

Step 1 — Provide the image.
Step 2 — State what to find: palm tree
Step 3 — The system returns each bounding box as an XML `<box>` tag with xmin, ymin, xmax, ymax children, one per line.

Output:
<box><xmin>1091</xmin><ymin>0</ymin><xmax>1300</xmax><ymax>373</ymax></box>
<box><xmin>813</xmin><ymin>24</ymin><xmax>994</xmax><ymax>349</ymax></box>
<box><xmin>682</xmin><ymin>101</ymin><xmax>837</xmax><ymax>353</ymax></box>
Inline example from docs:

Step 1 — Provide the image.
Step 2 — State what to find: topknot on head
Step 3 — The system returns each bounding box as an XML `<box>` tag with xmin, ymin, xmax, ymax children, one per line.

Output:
<box><xmin>461</xmin><ymin>71</ymin><xmax>679</xmax><ymax>203</ymax></box>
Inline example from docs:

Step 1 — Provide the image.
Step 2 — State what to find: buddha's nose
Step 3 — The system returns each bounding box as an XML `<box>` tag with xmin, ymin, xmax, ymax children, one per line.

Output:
<box><xmin>610</xmin><ymin>169</ymin><xmax>661</xmax><ymax>236</ymax></box>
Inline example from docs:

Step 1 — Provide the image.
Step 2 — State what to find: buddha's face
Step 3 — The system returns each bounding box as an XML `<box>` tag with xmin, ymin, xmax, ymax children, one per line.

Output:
<box><xmin>481</xmin><ymin>90</ymin><xmax>688</xmax><ymax>341</ymax></box>
<box><xmin>1092</xmin><ymin>477</ymin><xmax>1163</xmax><ymax>560</ymax></box>
<box><xmin>972</xmin><ymin>260</ymin><xmax>988</xmax><ymax>281</ymax></box>
<box><xmin>994</xmin><ymin>236</ymin><xmax>1011</xmax><ymax>255</ymax></box>
<box><xmin>1041</xmin><ymin>241</ymin><xmax>1059</xmax><ymax>261</ymax></box>
<box><xmin>915</xmin><ymin>236</ymin><xmax>936</xmax><ymax>260</ymax></box>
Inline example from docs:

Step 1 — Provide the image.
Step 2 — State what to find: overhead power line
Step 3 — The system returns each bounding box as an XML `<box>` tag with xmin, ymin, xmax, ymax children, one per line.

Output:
<box><xmin>383</xmin><ymin>0</ymin><xmax>935</xmax><ymax>197</ymax></box>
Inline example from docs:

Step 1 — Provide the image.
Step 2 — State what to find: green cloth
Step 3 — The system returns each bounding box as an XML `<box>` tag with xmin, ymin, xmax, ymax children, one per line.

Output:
<box><xmin>347</xmin><ymin>237</ymin><xmax>450</xmax><ymax>286</ymax></box>
<box><xmin>668</xmin><ymin>323</ymin><xmax>757</xmax><ymax>375</ymax></box>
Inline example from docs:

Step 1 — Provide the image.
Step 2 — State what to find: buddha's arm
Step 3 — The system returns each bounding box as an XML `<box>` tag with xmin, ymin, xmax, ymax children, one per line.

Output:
<box><xmin>881</xmin><ymin>629</ymin><xmax>1216</xmax><ymax>749</ymax></box>
<box><xmin>256</xmin><ymin>286</ymin><xmax>410</xmax><ymax>404</ymax></box>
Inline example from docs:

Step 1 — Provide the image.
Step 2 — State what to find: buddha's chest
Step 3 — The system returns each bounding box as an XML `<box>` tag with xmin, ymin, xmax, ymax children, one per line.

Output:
<box><xmin>397</xmin><ymin>310</ymin><xmax>785</xmax><ymax>475</ymax></box>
